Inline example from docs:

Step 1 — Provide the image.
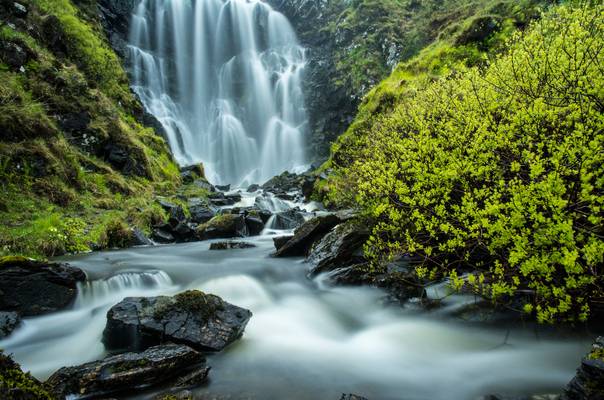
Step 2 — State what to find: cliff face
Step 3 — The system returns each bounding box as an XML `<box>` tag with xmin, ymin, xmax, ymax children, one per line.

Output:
<box><xmin>0</xmin><ymin>0</ymin><xmax>180</xmax><ymax>258</ymax></box>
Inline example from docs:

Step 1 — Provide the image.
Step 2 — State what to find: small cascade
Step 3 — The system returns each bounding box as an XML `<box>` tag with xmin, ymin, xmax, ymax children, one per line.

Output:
<box><xmin>75</xmin><ymin>270</ymin><xmax>174</xmax><ymax>308</ymax></box>
<box><xmin>129</xmin><ymin>0</ymin><xmax>309</xmax><ymax>186</ymax></box>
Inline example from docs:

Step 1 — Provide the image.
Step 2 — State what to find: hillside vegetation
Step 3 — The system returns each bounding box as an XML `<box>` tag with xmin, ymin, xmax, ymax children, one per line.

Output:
<box><xmin>323</xmin><ymin>2</ymin><xmax>604</xmax><ymax>323</ymax></box>
<box><xmin>0</xmin><ymin>0</ymin><xmax>182</xmax><ymax>258</ymax></box>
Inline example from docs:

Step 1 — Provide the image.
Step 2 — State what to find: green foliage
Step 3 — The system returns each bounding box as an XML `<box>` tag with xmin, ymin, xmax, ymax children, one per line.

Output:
<box><xmin>327</xmin><ymin>3</ymin><xmax>604</xmax><ymax>323</ymax></box>
<box><xmin>0</xmin><ymin>0</ymin><xmax>182</xmax><ymax>258</ymax></box>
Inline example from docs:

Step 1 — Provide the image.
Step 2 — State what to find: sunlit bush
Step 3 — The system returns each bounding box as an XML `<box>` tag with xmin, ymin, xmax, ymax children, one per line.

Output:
<box><xmin>328</xmin><ymin>3</ymin><xmax>604</xmax><ymax>323</ymax></box>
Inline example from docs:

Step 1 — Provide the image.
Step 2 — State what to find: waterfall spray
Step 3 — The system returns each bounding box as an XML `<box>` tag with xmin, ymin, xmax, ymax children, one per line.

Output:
<box><xmin>128</xmin><ymin>0</ymin><xmax>308</xmax><ymax>186</ymax></box>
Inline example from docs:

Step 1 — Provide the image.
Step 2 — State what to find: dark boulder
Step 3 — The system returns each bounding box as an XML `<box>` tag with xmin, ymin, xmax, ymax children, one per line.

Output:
<box><xmin>180</xmin><ymin>164</ymin><xmax>205</xmax><ymax>184</ymax></box>
<box><xmin>274</xmin><ymin>214</ymin><xmax>341</xmax><ymax>257</ymax></box>
<box><xmin>245</xmin><ymin>215</ymin><xmax>265</xmax><ymax>236</ymax></box>
<box><xmin>0</xmin><ymin>311</ymin><xmax>20</xmax><ymax>339</ymax></box>
<box><xmin>0</xmin><ymin>257</ymin><xmax>86</xmax><ymax>316</ymax></box>
<box><xmin>189</xmin><ymin>203</ymin><xmax>216</xmax><ymax>225</ymax></box>
<box><xmin>273</xmin><ymin>209</ymin><xmax>306</xmax><ymax>230</ymax></box>
<box><xmin>324</xmin><ymin>264</ymin><xmax>371</xmax><ymax>287</ymax></box>
<box><xmin>197</xmin><ymin>214</ymin><xmax>248</xmax><ymax>240</ymax></box>
<box><xmin>151</xmin><ymin>228</ymin><xmax>175</xmax><ymax>244</ymax></box>
<box><xmin>247</xmin><ymin>184</ymin><xmax>260</xmax><ymax>192</ymax></box>
<box><xmin>194</xmin><ymin>179</ymin><xmax>216</xmax><ymax>193</ymax></box>
<box><xmin>563</xmin><ymin>337</ymin><xmax>604</xmax><ymax>400</ymax></box>
<box><xmin>273</xmin><ymin>235</ymin><xmax>294</xmax><ymax>251</ymax></box>
<box><xmin>103</xmin><ymin>290</ymin><xmax>252</xmax><ymax>352</ymax></box>
<box><xmin>47</xmin><ymin>344</ymin><xmax>208</xmax><ymax>399</ymax></box>
<box><xmin>171</xmin><ymin>222</ymin><xmax>197</xmax><ymax>243</ymax></box>
<box><xmin>208</xmin><ymin>192</ymin><xmax>241</xmax><ymax>207</ymax></box>
<box><xmin>157</xmin><ymin>200</ymin><xmax>186</xmax><ymax>226</ymax></box>
<box><xmin>132</xmin><ymin>228</ymin><xmax>154</xmax><ymax>246</ymax></box>
<box><xmin>215</xmin><ymin>184</ymin><xmax>231</xmax><ymax>191</ymax></box>
<box><xmin>210</xmin><ymin>241</ymin><xmax>256</xmax><ymax>250</ymax></box>
<box><xmin>307</xmin><ymin>221</ymin><xmax>369</xmax><ymax>277</ymax></box>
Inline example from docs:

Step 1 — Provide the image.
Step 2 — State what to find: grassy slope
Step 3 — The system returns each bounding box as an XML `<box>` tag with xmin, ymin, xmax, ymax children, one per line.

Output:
<box><xmin>0</xmin><ymin>0</ymin><xmax>194</xmax><ymax>258</ymax></box>
<box><xmin>324</xmin><ymin>0</ymin><xmax>551</xmax><ymax>179</ymax></box>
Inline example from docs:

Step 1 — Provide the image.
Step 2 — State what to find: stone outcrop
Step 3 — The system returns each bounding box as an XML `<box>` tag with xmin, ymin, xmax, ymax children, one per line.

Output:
<box><xmin>0</xmin><ymin>257</ymin><xmax>86</xmax><ymax>317</ymax></box>
<box><xmin>47</xmin><ymin>344</ymin><xmax>208</xmax><ymax>399</ymax></box>
<box><xmin>103</xmin><ymin>290</ymin><xmax>252</xmax><ymax>353</ymax></box>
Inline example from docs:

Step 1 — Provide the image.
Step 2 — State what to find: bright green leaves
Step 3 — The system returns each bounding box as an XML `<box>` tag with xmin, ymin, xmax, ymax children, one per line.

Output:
<box><xmin>328</xmin><ymin>3</ymin><xmax>604</xmax><ymax>323</ymax></box>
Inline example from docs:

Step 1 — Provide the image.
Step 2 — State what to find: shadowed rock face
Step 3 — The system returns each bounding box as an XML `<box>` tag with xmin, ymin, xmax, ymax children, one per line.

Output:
<box><xmin>307</xmin><ymin>221</ymin><xmax>369</xmax><ymax>277</ymax></box>
<box><xmin>103</xmin><ymin>290</ymin><xmax>252</xmax><ymax>353</ymax></box>
<box><xmin>563</xmin><ymin>337</ymin><xmax>604</xmax><ymax>400</ymax></box>
<box><xmin>274</xmin><ymin>214</ymin><xmax>342</xmax><ymax>257</ymax></box>
<box><xmin>0</xmin><ymin>257</ymin><xmax>86</xmax><ymax>317</ymax></box>
<box><xmin>0</xmin><ymin>312</ymin><xmax>20</xmax><ymax>339</ymax></box>
<box><xmin>47</xmin><ymin>344</ymin><xmax>208</xmax><ymax>399</ymax></box>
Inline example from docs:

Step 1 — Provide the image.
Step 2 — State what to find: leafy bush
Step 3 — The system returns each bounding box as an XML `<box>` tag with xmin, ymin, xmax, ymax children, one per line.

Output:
<box><xmin>327</xmin><ymin>3</ymin><xmax>604</xmax><ymax>323</ymax></box>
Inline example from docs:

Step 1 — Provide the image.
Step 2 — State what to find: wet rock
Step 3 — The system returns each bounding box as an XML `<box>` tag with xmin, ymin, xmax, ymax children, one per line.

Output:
<box><xmin>340</xmin><ymin>395</ymin><xmax>369</xmax><ymax>400</ymax></box>
<box><xmin>47</xmin><ymin>344</ymin><xmax>208</xmax><ymax>399</ymax></box>
<box><xmin>0</xmin><ymin>311</ymin><xmax>20</xmax><ymax>339</ymax></box>
<box><xmin>273</xmin><ymin>209</ymin><xmax>306</xmax><ymax>230</ymax></box>
<box><xmin>0</xmin><ymin>257</ymin><xmax>86</xmax><ymax>317</ymax></box>
<box><xmin>194</xmin><ymin>179</ymin><xmax>216</xmax><ymax>193</ymax></box>
<box><xmin>208</xmin><ymin>192</ymin><xmax>241</xmax><ymax>207</ymax></box>
<box><xmin>215</xmin><ymin>184</ymin><xmax>231</xmax><ymax>191</ymax></box>
<box><xmin>103</xmin><ymin>290</ymin><xmax>252</xmax><ymax>352</ymax></box>
<box><xmin>273</xmin><ymin>235</ymin><xmax>294</xmax><ymax>251</ymax></box>
<box><xmin>197</xmin><ymin>214</ymin><xmax>248</xmax><ymax>240</ymax></box>
<box><xmin>307</xmin><ymin>221</ymin><xmax>369</xmax><ymax>277</ymax></box>
<box><xmin>274</xmin><ymin>214</ymin><xmax>341</xmax><ymax>257</ymax></box>
<box><xmin>245</xmin><ymin>215</ymin><xmax>265</xmax><ymax>236</ymax></box>
<box><xmin>563</xmin><ymin>337</ymin><xmax>604</xmax><ymax>400</ymax></box>
<box><xmin>157</xmin><ymin>200</ymin><xmax>186</xmax><ymax>226</ymax></box>
<box><xmin>247</xmin><ymin>184</ymin><xmax>260</xmax><ymax>192</ymax></box>
<box><xmin>180</xmin><ymin>164</ymin><xmax>205</xmax><ymax>184</ymax></box>
<box><xmin>189</xmin><ymin>203</ymin><xmax>217</xmax><ymax>224</ymax></box>
<box><xmin>171</xmin><ymin>222</ymin><xmax>197</xmax><ymax>243</ymax></box>
<box><xmin>210</xmin><ymin>241</ymin><xmax>256</xmax><ymax>250</ymax></box>
<box><xmin>152</xmin><ymin>228</ymin><xmax>175</xmax><ymax>244</ymax></box>
<box><xmin>324</xmin><ymin>264</ymin><xmax>371</xmax><ymax>287</ymax></box>
<box><xmin>12</xmin><ymin>2</ymin><xmax>27</xmax><ymax>18</ymax></box>
<box><xmin>132</xmin><ymin>228</ymin><xmax>154</xmax><ymax>246</ymax></box>
<box><xmin>262</xmin><ymin>171</ymin><xmax>312</xmax><ymax>196</ymax></box>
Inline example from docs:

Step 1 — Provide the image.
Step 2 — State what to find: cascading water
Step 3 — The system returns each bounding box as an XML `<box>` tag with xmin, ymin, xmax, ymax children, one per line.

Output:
<box><xmin>129</xmin><ymin>0</ymin><xmax>308</xmax><ymax>185</ymax></box>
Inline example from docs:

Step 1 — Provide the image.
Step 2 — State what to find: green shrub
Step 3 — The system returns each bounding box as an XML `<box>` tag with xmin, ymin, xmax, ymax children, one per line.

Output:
<box><xmin>327</xmin><ymin>3</ymin><xmax>604</xmax><ymax>323</ymax></box>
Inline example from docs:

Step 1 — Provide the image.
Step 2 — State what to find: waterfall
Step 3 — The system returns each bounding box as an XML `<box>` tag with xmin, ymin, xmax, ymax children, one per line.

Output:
<box><xmin>128</xmin><ymin>0</ymin><xmax>308</xmax><ymax>186</ymax></box>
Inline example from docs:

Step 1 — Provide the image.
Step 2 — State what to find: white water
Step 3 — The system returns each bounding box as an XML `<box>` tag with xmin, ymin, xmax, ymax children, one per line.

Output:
<box><xmin>0</xmin><ymin>234</ymin><xmax>592</xmax><ymax>400</ymax></box>
<box><xmin>129</xmin><ymin>0</ymin><xmax>308</xmax><ymax>185</ymax></box>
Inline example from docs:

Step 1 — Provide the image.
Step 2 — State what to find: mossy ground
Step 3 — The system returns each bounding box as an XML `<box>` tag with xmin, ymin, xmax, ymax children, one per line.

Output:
<box><xmin>0</xmin><ymin>0</ymin><xmax>185</xmax><ymax>258</ymax></box>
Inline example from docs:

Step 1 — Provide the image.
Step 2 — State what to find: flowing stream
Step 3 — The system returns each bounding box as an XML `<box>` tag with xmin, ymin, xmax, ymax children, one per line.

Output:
<box><xmin>129</xmin><ymin>0</ymin><xmax>308</xmax><ymax>185</ymax></box>
<box><xmin>0</xmin><ymin>222</ymin><xmax>593</xmax><ymax>400</ymax></box>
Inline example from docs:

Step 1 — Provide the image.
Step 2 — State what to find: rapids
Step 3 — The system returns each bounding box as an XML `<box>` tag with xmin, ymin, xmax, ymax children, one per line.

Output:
<box><xmin>0</xmin><ymin>232</ymin><xmax>592</xmax><ymax>400</ymax></box>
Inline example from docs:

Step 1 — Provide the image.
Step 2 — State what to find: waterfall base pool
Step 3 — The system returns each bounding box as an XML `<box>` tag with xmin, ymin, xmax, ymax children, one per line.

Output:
<box><xmin>0</xmin><ymin>235</ymin><xmax>594</xmax><ymax>400</ymax></box>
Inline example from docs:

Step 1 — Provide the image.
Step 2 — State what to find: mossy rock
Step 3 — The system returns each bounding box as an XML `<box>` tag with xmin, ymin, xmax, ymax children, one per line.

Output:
<box><xmin>0</xmin><ymin>351</ymin><xmax>55</xmax><ymax>400</ymax></box>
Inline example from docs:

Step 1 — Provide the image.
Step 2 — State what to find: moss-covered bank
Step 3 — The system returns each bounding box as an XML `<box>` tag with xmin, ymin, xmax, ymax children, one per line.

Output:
<box><xmin>0</xmin><ymin>0</ymin><xmax>183</xmax><ymax>258</ymax></box>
